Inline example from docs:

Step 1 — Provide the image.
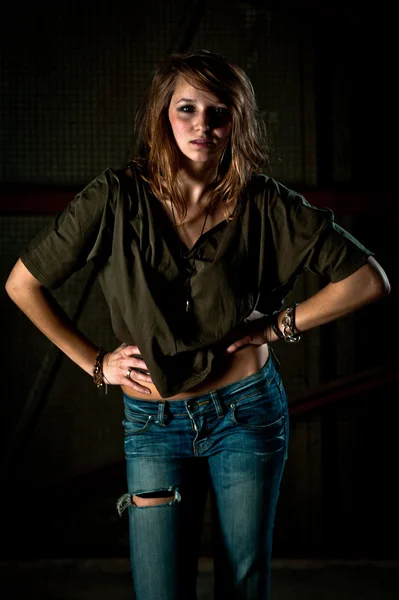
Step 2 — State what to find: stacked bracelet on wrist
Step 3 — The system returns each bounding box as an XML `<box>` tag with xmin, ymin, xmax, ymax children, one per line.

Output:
<box><xmin>93</xmin><ymin>347</ymin><xmax>108</xmax><ymax>393</ymax></box>
<box><xmin>272</xmin><ymin>303</ymin><xmax>301</xmax><ymax>344</ymax></box>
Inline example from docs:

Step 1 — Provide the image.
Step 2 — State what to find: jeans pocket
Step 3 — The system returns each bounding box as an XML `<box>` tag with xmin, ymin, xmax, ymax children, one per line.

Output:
<box><xmin>231</xmin><ymin>406</ymin><xmax>284</xmax><ymax>431</ymax></box>
<box><xmin>123</xmin><ymin>409</ymin><xmax>154</xmax><ymax>436</ymax></box>
<box><xmin>229</xmin><ymin>378</ymin><xmax>284</xmax><ymax>431</ymax></box>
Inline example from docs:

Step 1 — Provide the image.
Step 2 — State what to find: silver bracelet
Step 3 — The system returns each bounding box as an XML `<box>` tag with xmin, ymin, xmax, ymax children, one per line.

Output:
<box><xmin>272</xmin><ymin>304</ymin><xmax>301</xmax><ymax>344</ymax></box>
<box><xmin>281</xmin><ymin>304</ymin><xmax>301</xmax><ymax>343</ymax></box>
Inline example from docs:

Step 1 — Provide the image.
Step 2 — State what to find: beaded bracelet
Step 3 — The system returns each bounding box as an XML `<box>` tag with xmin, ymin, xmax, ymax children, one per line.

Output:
<box><xmin>93</xmin><ymin>347</ymin><xmax>108</xmax><ymax>393</ymax></box>
<box><xmin>272</xmin><ymin>304</ymin><xmax>301</xmax><ymax>344</ymax></box>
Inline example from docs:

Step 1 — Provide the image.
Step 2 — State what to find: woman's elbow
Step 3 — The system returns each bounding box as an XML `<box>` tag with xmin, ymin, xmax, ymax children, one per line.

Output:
<box><xmin>5</xmin><ymin>274</ymin><xmax>25</xmax><ymax>304</ymax></box>
<box><xmin>366</xmin><ymin>256</ymin><xmax>391</xmax><ymax>299</ymax></box>
<box><xmin>5</xmin><ymin>259</ymin><xmax>43</xmax><ymax>301</ymax></box>
<box><xmin>5</xmin><ymin>270</ymin><xmax>20</xmax><ymax>300</ymax></box>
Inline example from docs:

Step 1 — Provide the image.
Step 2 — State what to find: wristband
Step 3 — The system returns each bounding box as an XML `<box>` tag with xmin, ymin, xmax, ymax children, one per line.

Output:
<box><xmin>93</xmin><ymin>347</ymin><xmax>108</xmax><ymax>393</ymax></box>
<box><xmin>273</xmin><ymin>304</ymin><xmax>301</xmax><ymax>344</ymax></box>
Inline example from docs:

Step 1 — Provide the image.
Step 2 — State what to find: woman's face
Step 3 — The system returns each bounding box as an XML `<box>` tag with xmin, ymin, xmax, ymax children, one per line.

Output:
<box><xmin>168</xmin><ymin>77</ymin><xmax>232</xmax><ymax>165</ymax></box>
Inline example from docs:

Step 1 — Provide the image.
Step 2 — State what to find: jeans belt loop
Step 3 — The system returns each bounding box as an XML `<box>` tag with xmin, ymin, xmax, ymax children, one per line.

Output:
<box><xmin>210</xmin><ymin>391</ymin><xmax>224</xmax><ymax>418</ymax></box>
<box><xmin>157</xmin><ymin>401</ymin><xmax>166</xmax><ymax>426</ymax></box>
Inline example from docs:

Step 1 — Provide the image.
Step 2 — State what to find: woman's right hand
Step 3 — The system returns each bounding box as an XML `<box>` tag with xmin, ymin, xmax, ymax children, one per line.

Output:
<box><xmin>102</xmin><ymin>343</ymin><xmax>153</xmax><ymax>394</ymax></box>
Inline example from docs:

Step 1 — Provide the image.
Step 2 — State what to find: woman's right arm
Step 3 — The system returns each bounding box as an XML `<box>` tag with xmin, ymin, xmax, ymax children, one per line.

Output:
<box><xmin>5</xmin><ymin>259</ymin><xmax>153</xmax><ymax>394</ymax></box>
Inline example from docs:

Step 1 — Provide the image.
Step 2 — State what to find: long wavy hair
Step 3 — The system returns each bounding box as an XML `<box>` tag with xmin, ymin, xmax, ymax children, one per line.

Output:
<box><xmin>132</xmin><ymin>49</ymin><xmax>269</xmax><ymax>223</ymax></box>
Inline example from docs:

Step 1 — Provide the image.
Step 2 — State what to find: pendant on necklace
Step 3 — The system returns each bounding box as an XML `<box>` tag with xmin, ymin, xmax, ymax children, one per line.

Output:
<box><xmin>185</xmin><ymin>298</ymin><xmax>191</xmax><ymax>313</ymax></box>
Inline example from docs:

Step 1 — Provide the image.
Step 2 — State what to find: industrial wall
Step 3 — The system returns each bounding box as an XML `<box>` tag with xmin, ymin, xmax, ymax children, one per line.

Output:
<box><xmin>1</xmin><ymin>0</ymin><xmax>397</xmax><ymax>559</ymax></box>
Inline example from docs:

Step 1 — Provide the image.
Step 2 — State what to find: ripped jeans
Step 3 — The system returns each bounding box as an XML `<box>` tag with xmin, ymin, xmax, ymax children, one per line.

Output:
<box><xmin>117</xmin><ymin>350</ymin><xmax>289</xmax><ymax>600</ymax></box>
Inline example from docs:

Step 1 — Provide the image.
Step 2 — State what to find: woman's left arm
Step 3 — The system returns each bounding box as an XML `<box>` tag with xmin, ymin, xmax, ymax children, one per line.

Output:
<box><xmin>283</xmin><ymin>256</ymin><xmax>390</xmax><ymax>335</ymax></box>
<box><xmin>226</xmin><ymin>257</ymin><xmax>390</xmax><ymax>353</ymax></box>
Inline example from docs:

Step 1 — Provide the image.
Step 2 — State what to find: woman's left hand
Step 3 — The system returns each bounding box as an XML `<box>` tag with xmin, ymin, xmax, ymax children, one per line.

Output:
<box><xmin>224</xmin><ymin>310</ymin><xmax>279</xmax><ymax>355</ymax></box>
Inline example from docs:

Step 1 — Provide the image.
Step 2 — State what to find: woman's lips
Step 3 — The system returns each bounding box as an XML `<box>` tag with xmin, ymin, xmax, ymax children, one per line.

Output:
<box><xmin>190</xmin><ymin>140</ymin><xmax>215</xmax><ymax>148</ymax></box>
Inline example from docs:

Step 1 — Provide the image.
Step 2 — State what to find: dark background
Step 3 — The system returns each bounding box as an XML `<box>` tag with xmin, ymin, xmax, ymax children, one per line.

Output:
<box><xmin>0</xmin><ymin>0</ymin><xmax>397</xmax><ymax>566</ymax></box>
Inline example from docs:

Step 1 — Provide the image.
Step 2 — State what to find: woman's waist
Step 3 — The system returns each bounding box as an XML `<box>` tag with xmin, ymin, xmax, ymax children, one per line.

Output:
<box><xmin>121</xmin><ymin>343</ymin><xmax>270</xmax><ymax>401</ymax></box>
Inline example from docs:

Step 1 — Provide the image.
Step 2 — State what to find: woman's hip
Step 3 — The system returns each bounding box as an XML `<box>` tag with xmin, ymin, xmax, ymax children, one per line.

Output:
<box><xmin>121</xmin><ymin>348</ymin><xmax>288</xmax><ymax>460</ymax></box>
<box><xmin>121</xmin><ymin>343</ymin><xmax>272</xmax><ymax>401</ymax></box>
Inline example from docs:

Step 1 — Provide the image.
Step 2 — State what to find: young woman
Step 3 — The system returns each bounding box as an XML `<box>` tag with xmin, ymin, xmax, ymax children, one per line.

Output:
<box><xmin>6</xmin><ymin>50</ymin><xmax>390</xmax><ymax>600</ymax></box>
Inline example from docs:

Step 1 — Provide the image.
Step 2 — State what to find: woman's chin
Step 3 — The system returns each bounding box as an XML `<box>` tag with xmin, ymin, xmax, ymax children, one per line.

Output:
<box><xmin>179</xmin><ymin>148</ymin><xmax>221</xmax><ymax>167</ymax></box>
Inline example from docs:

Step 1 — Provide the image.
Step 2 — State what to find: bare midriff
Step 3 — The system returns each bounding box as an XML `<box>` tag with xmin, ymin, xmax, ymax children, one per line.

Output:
<box><xmin>121</xmin><ymin>343</ymin><xmax>270</xmax><ymax>401</ymax></box>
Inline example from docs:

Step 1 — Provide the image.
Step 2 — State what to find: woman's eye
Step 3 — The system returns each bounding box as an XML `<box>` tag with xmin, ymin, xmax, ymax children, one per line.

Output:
<box><xmin>177</xmin><ymin>106</ymin><xmax>229</xmax><ymax>115</ymax></box>
<box><xmin>214</xmin><ymin>107</ymin><xmax>229</xmax><ymax>114</ymax></box>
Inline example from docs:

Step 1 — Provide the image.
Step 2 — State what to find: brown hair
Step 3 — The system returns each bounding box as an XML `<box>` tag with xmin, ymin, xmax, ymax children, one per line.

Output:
<box><xmin>132</xmin><ymin>49</ymin><xmax>268</xmax><ymax>222</ymax></box>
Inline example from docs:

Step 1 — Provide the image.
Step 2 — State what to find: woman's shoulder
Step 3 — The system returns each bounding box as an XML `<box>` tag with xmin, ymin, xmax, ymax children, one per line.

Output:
<box><xmin>247</xmin><ymin>172</ymin><xmax>337</xmax><ymax>244</ymax></box>
<box><xmin>91</xmin><ymin>160</ymin><xmax>146</xmax><ymax>185</ymax></box>
<box><xmin>248</xmin><ymin>172</ymin><xmax>322</xmax><ymax>216</ymax></box>
<box><xmin>58</xmin><ymin>164</ymin><xmax>146</xmax><ymax>226</ymax></box>
<box><xmin>249</xmin><ymin>172</ymin><xmax>300</xmax><ymax>199</ymax></box>
<box><xmin>116</xmin><ymin>159</ymin><xmax>148</xmax><ymax>181</ymax></box>
<box><xmin>246</xmin><ymin>174</ymin><xmax>337</xmax><ymax>238</ymax></box>
<box><xmin>112</xmin><ymin>160</ymin><xmax>151</xmax><ymax>195</ymax></box>
<box><xmin>86</xmin><ymin>161</ymin><xmax>149</xmax><ymax>209</ymax></box>
<box><xmin>247</xmin><ymin>172</ymin><xmax>297</xmax><ymax>209</ymax></box>
<box><xmin>75</xmin><ymin>165</ymin><xmax>125</xmax><ymax>205</ymax></box>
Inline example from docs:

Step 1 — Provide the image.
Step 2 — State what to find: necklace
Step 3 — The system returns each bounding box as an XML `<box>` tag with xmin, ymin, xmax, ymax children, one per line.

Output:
<box><xmin>170</xmin><ymin>199</ymin><xmax>213</xmax><ymax>313</ymax></box>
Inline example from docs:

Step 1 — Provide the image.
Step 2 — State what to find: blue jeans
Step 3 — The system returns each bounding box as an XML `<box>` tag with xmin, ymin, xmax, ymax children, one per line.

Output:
<box><xmin>117</xmin><ymin>350</ymin><xmax>289</xmax><ymax>600</ymax></box>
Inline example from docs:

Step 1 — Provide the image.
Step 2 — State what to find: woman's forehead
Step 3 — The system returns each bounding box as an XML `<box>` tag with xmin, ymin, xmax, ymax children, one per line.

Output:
<box><xmin>171</xmin><ymin>76</ymin><xmax>226</xmax><ymax>105</ymax></box>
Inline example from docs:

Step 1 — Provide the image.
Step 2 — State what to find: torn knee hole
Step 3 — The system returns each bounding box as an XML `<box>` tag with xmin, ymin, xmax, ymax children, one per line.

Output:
<box><xmin>133</xmin><ymin>490</ymin><xmax>176</xmax><ymax>507</ymax></box>
<box><xmin>116</xmin><ymin>488</ymin><xmax>181</xmax><ymax>515</ymax></box>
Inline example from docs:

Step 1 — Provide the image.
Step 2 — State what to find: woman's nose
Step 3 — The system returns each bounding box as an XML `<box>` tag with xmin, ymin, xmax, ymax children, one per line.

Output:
<box><xmin>194</xmin><ymin>111</ymin><xmax>211</xmax><ymax>132</ymax></box>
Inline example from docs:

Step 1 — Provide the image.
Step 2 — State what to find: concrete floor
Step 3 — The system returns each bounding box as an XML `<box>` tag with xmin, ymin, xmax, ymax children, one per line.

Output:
<box><xmin>1</xmin><ymin>558</ymin><xmax>398</xmax><ymax>599</ymax></box>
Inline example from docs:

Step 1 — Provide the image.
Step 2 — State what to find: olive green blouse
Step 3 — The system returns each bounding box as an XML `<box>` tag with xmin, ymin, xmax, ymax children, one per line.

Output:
<box><xmin>20</xmin><ymin>163</ymin><xmax>374</xmax><ymax>397</ymax></box>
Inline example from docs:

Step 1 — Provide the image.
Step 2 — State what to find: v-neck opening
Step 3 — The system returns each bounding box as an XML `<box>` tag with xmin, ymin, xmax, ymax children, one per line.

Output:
<box><xmin>126</xmin><ymin>161</ymin><xmax>247</xmax><ymax>257</ymax></box>
<box><xmin>179</xmin><ymin>218</ymin><xmax>230</xmax><ymax>256</ymax></box>
<box><xmin>148</xmin><ymin>192</ymin><xmax>232</xmax><ymax>256</ymax></box>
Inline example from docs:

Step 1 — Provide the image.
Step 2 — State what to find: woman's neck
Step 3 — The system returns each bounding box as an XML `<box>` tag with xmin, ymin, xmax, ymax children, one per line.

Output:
<box><xmin>176</xmin><ymin>158</ymin><xmax>220</xmax><ymax>205</ymax></box>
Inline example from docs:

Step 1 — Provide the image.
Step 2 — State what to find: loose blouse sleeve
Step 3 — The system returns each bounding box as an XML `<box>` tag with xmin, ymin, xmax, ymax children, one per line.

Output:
<box><xmin>20</xmin><ymin>168</ymin><xmax>116</xmax><ymax>289</ymax></box>
<box><xmin>265</xmin><ymin>179</ymin><xmax>374</xmax><ymax>285</ymax></box>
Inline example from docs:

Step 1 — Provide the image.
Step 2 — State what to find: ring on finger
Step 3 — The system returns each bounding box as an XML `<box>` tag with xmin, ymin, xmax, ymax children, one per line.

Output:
<box><xmin>126</xmin><ymin>367</ymin><xmax>133</xmax><ymax>380</ymax></box>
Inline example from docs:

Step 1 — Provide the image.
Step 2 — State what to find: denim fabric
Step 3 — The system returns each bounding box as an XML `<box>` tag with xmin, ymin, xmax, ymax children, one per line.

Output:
<box><xmin>120</xmin><ymin>350</ymin><xmax>289</xmax><ymax>600</ymax></box>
